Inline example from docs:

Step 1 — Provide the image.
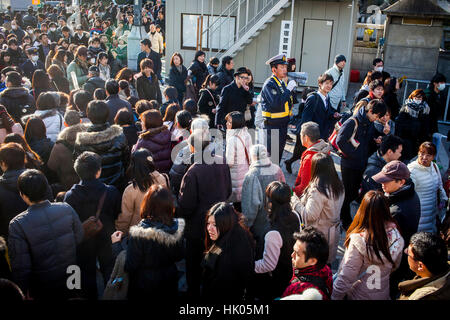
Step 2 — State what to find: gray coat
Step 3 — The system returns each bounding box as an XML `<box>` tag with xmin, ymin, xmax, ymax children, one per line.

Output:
<box><xmin>241</xmin><ymin>157</ymin><xmax>285</xmax><ymax>258</ymax></box>
<box><xmin>8</xmin><ymin>200</ymin><xmax>84</xmax><ymax>298</ymax></box>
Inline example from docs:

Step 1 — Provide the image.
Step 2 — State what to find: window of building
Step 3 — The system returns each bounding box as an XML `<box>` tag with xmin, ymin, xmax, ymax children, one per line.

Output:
<box><xmin>181</xmin><ymin>13</ymin><xmax>236</xmax><ymax>51</ymax></box>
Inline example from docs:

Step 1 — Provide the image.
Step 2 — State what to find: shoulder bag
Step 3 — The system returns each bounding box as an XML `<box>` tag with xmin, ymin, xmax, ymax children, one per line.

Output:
<box><xmin>82</xmin><ymin>191</ymin><xmax>107</xmax><ymax>241</ymax></box>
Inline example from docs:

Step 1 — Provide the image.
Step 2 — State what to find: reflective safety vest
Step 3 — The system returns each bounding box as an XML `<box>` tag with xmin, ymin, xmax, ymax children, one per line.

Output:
<box><xmin>261</xmin><ymin>75</ymin><xmax>293</xmax><ymax>121</ymax></box>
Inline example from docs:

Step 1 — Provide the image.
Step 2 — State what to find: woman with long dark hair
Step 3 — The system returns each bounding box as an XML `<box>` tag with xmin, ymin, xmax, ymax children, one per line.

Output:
<box><xmin>120</xmin><ymin>184</ymin><xmax>185</xmax><ymax>300</ymax></box>
<box><xmin>0</xmin><ymin>105</ymin><xmax>23</xmax><ymax>143</ymax></box>
<box><xmin>51</xmin><ymin>49</ymin><xmax>68</xmax><ymax>75</ymax></box>
<box><xmin>253</xmin><ymin>181</ymin><xmax>300</xmax><ymax>300</ymax></box>
<box><xmin>4</xmin><ymin>133</ymin><xmax>43</xmax><ymax>169</ymax></box>
<box><xmin>292</xmin><ymin>152</ymin><xmax>344</xmax><ymax>264</ymax></box>
<box><xmin>167</xmin><ymin>52</ymin><xmax>188</xmax><ymax>103</ymax></box>
<box><xmin>116</xmin><ymin>67</ymin><xmax>137</xmax><ymax>98</ymax></box>
<box><xmin>23</xmin><ymin>116</ymin><xmax>54</xmax><ymax>165</ymax></box>
<box><xmin>201</xmin><ymin>202</ymin><xmax>255</xmax><ymax>301</ymax></box>
<box><xmin>116</xmin><ymin>148</ymin><xmax>169</xmax><ymax>234</ymax></box>
<box><xmin>332</xmin><ymin>190</ymin><xmax>404</xmax><ymax>300</ymax></box>
<box><xmin>47</xmin><ymin>64</ymin><xmax>70</xmax><ymax>94</ymax></box>
<box><xmin>30</xmin><ymin>69</ymin><xmax>53</xmax><ymax>100</ymax></box>
<box><xmin>383</xmin><ymin>77</ymin><xmax>401</xmax><ymax>119</ymax></box>
<box><xmin>197</xmin><ymin>74</ymin><xmax>220</xmax><ymax>128</ymax></box>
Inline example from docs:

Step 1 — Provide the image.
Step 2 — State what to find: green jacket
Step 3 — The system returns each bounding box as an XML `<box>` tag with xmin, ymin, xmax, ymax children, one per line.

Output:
<box><xmin>66</xmin><ymin>59</ymin><xmax>89</xmax><ymax>91</ymax></box>
<box><xmin>112</xmin><ymin>45</ymin><xmax>127</xmax><ymax>65</ymax></box>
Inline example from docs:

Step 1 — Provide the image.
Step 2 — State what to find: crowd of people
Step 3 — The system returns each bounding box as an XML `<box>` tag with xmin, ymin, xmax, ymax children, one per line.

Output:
<box><xmin>0</xmin><ymin>0</ymin><xmax>448</xmax><ymax>302</ymax></box>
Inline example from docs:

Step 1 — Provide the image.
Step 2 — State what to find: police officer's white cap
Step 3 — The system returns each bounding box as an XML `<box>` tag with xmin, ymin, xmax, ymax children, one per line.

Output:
<box><xmin>265</xmin><ymin>54</ymin><xmax>288</xmax><ymax>67</ymax></box>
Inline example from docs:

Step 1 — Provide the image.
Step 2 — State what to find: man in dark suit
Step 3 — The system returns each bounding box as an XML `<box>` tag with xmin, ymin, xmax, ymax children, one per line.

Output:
<box><xmin>137</xmin><ymin>38</ymin><xmax>161</xmax><ymax>80</ymax></box>
<box><xmin>72</xmin><ymin>25</ymin><xmax>89</xmax><ymax>47</ymax></box>
<box><xmin>300</xmin><ymin>73</ymin><xmax>341</xmax><ymax>141</ymax></box>
<box><xmin>20</xmin><ymin>47</ymin><xmax>45</xmax><ymax>81</ymax></box>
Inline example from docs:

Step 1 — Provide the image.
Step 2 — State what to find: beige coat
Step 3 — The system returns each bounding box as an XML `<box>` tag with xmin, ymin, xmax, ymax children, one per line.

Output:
<box><xmin>291</xmin><ymin>185</ymin><xmax>344</xmax><ymax>264</ymax></box>
<box><xmin>115</xmin><ymin>172</ymin><xmax>168</xmax><ymax>234</ymax></box>
<box><xmin>148</xmin><ymin>31</ymin><xmax>164</xmax><ymax>54</ymax></box>
<box><xmin>332</xmin><ymin>222</ymin><xmax>404</xmax><ymax>300</ymax></box>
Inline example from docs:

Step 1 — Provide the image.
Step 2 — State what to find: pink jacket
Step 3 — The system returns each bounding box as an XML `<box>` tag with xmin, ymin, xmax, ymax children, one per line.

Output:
<box><xmin>0</xmin><ymin>123</ymin><xmax>23</xmax><ymax>143</ymax></box>
<box><xmin>332</xmin><ymin>222</ymin><xmax>404</xmax><ymax>300</ymax></box>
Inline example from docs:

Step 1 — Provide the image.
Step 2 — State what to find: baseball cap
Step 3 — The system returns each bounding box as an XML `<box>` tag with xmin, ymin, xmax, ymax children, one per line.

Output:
<box><xmin>372</xmin><ymin>160</ymin><xmax>410</xmax><ymax>183</ymax></box>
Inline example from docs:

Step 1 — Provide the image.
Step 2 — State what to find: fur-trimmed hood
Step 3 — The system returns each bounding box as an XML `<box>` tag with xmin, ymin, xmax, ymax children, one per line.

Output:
<box><xmin>129</xmin><ymin>218</ymin><xmax>185</xmax><ymax>246</ymax></box>
<box><xmin>75</xmin><ymin>124</ymin><xmax>123</xmax><ymax>146</ymax></box>
<box><xmin>57</xmin><ymin>123</ymin><xmax>87</xmax><ymax>145</ymax></box>
<box><xmin>139</xmin><ymin>125</ymin><xmax>169</xmax><ymax>140</ymax></box>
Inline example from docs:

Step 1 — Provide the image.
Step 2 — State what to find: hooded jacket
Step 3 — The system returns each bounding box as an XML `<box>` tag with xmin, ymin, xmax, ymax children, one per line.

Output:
<box><xmin>226</xmin><ymin>127</ymin><xmax>253</xmax><ymax>203</ymax></box>
<box><xmin>125</xmin><ymin>218</ymin><xmax>185</xmax><ymax>300</ymax></box>
<box><xmin>47</xmin><ymin>123</ymin><xmax>87</xmax><ymax>190</ymax></box>
<box><xmin>294</xmin><ymin>139</ymin><xmax>331</xmax><ymax>197</ymax></box>
<box><xmin>132</xmin><ymin>125</ymin><xmax>172</xmax><ymax>174</ymax></box>
<box><xmin>241</xmin><ymin>156</ymin><xmax>285</xmax><ymax>258</ymax></box>
<box><xmin>361</xmin><ymin>150</ymin><xmax>387</xmax><ymax>194</ymax></box>
<box><xmin>23</xmin><ymin>109</ymin><xmax>64</xmax><ymax>143</ymax></box>
<box><xmin>0</xmin><ymin>87</ymin><xmax>35</xmax><ymax>123</ymax></box>
<box><xmin>75</xmin><ymin>124</ymin><xmax>129</xmax><ymax>187</ymax></box>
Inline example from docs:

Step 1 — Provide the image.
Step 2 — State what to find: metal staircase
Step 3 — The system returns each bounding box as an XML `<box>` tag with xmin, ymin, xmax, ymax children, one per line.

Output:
<box><xmin>201</xmin><ymin>0</ymin><xmax>291</xmax><ymax>59</ymax></box>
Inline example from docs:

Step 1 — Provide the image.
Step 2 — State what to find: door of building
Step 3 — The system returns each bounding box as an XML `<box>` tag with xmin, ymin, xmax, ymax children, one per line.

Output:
<box><xmin>300</xmin><ymin>19</ymin><xmax>333</xmax><ymax>87</ymax></box>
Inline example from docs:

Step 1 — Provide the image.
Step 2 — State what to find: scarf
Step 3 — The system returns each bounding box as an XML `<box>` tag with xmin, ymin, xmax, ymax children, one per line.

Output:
<box><xmin>176</xmin><ymin>65</ymin><xmax>183</xmax><ymax>74</ymax></box>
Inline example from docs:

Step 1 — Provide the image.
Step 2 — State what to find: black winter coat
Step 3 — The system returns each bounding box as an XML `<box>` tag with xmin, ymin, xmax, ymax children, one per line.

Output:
<box><xmin>6</xmin><ymin>48</ymin><xmax>26</xmax><ymax>66</ymax></box>
<box><xmin>177</xmin><ymin>155</ymin><xmax>232</xmax><ymax>240</ymax></box>
<box><xmin>105</xmin><ymin>94</ymin><xmax>133</xmax><ymax>125</ymax></box>
<box><xmin>20</xmin><ymin>59</ymin><xmax>45</xmax><ymax>82</ymax></box>
<box><xmin>383</xmin><ymin>91</ymin><xmax>401</xmax><ymax>120</ymax></box>
<box><xmin>386</xmin><ymin>180</ymin><xmax>421</xmax><ymax>245</ymax></box>
<box><xmin>216</xmin><ymin>64</ymin><xmax>234</xmax><ymax>94</ymax></box>
<box><xmin>201</xmin><ymin>225</ymin><xmax>255</xmax><ymax>301</ymax></box>
<box><xmin>137</xmin><ymin>50</ymin><xmax>161</xmax><ymax>79</ymax></box>
<box><xmin>136</xmin><ymin>72</ymin><xmax>162</xmax><ymax>103</ymax></box>
<box><xmin>74</xmin><ymin>124</ymin><xmax>129</xmax><ymax>189</ymax></box>
<box><xmin>0</xmin><ymin>87</ymin><xmax>35</xmax><ymax>123</ymax></box>
<box><xmin>29</xmin><ymin>137</ymin><xmax>54</xmax><ymax>165</ymax></box>
<box><xmin>8</xmin><ymin>201</ymin><xmax>84</xmax><ymax>299</ymax></box>
<box><xmin>0</xmin><ymin>169</ymin><xmax>28</xmax><ymax>239</ymax></box>
<box><xmin>125</xmin><ymin>218</ymin><xmax>185</xmax><ymax>300</ymax></box>
<box><xmin>336</xmin><ymin>107</ymin><xmax>377</xmax><ymax>171</ymax></box>
<box><xmin>361</xmin><ymin>150</ymin><xmax>387</xmax><ymax>195</ymax></box>
<box><xmin>167</xmin><ymin>65</ymin><xmax>187</xmax><ymax>101</ymax></box>
<box><xmin>198</xmin><ymin>88</ymin><xmax>219</xmax><ymax>127</ymax></box>
<box><xmin>82</xmin><ymin>76</ymin><xmax>106</xmax><ymax>96</ymax></box>
<box><xmin>215</xmin><ymin>81</ymin><xmax>253</xmax><ymax>127</ymax></box>
<box><xmin>188</xmin><ymin>60</ymin><xmax>208</xmax><ymax>90</ymax></box>
<box><xmin>64</xmin><ymin>179</ymin><xmax>122</xmax><ymax>299</ymax></box>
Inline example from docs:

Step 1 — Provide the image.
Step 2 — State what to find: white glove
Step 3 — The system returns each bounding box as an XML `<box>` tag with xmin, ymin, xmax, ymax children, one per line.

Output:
<box><xmin>287</xmin><ymin>80</ymin><xmax>297</xmax><ymax>92</ymax></box>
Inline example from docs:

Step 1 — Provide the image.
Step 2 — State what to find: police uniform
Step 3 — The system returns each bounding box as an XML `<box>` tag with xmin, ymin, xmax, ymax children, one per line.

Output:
<box><xmin>19</xmin><ymin>47</ymin><xmax>45</xmax><ymax>81</ymax></box>
<box><xmin>260</xmin><ymin>54</ymin><xmax>294</xmax><ymax>164</ymax></box>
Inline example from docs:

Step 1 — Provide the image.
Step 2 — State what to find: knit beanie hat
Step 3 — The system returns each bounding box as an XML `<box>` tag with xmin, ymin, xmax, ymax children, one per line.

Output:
<box><xmin>250</xmin><ymin>144</ymin><xmax>269</xmax><ymax>161</ymax></box>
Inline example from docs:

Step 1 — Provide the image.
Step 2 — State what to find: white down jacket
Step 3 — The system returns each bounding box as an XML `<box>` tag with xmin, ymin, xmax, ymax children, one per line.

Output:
<box><xmin>226</xmin><ymin>127</ymin><xmax>253</xmax><ymax>203</ymax></box>
<box><xmin>408</xmin><ymin>160</ymin><xmax>448</xmax><ymax>233</ymax></box>
<box><xmin>31</xmin><ymin>109</ymin><xmax>64</xmax><ymax>143</ymax></box>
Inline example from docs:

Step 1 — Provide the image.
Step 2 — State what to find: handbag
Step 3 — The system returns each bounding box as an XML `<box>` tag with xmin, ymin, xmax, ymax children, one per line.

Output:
<box><xmin>82</xmin><ymin>191</ymin><xmax>107</xmax><ymax>240</ymax></box>
<box><xmin>328</xmin><ymin>117</ymin><xmax>359</xmax><ymax>158</ymax></box>
<box><xmin>102</xmin><ymin>250</ymin><xmax>129</xmax><ymax>300</ymax></box>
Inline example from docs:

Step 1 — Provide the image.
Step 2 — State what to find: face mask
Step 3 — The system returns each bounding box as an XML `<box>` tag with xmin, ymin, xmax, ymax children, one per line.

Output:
<box><xmin>438</xmin><ymin>83</ymin><xmax>446</xmax><ymax>91</ymax></box>
<box><xmin>11</xmin><ymin>25</ymin><xmax>17</xmax><ymax>30</ymax></box>
<box><xmin>413</xmin><ymin>98</ymin><xmax>422</xmax><ymax>104</ymax></box>
<box><xmin>374</xmin><ymin>66</ymin><xmax>383</xmax><ymax>72</ymax></box>
<box><xmin>31</xmin><ymin>55</ymin><xmax>39</xmax><ymax>62</ymax></box>
<box><xmin>50</xmin><ymin>28</ymin><xmax>56</xmax><ymax>32</ymax></box>
<box><xmin>27</xmin><ymin>30</ymin><xmax>33</xmax><ymax>34</ymax></box>
<box><xmin>90</xmin><ymin>58</ymin><xmax>96</xmax><ymax>64</ymax></box>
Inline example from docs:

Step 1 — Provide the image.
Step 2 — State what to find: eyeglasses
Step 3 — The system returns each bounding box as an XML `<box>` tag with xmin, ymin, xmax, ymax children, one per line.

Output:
<box><xmin>239</xmin><ymin>76</ymin><xmax>249</xmax><ymax>80</ymax></box>
<box><xmin>404</xmin><ymin>247</ymin><xmax>417</xmax><ymax>260</ymax></box>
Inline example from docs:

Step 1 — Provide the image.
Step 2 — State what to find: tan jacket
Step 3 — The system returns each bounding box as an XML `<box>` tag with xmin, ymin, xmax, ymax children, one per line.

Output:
<box><xmin>332</xmin><ymin>222</ymin><xmax>404</xmax><ymax>300</ymax></box>
<box><xmin>291</xmin><ymin>185</ymin><xmax>344</xmax><ymax>264</ymax></box>
<box><xmin>398</xmin><ymin>268</ymin><xmax>450</xmax><ymax>300</ymax></box>
<box><xmin>148</xmin><ymin>31</ymin><xmax>164</xmax><ymax>54</ymax></box>
<box><xmin>115</xmin><ymin>172</ymin><xmax>168</xmax><ymax>234</ymax></box>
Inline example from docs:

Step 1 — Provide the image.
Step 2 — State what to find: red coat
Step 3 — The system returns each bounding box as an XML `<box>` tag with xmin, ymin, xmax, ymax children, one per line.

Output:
<box><xmin>282</xmin><ymin>264</ymin><xmax>333</xmax><ymax>300</ymax></box>
<box><xmin>293</xmin><ymin>139</ymin><xmax>331</xmax><ymax>197</ymax></box>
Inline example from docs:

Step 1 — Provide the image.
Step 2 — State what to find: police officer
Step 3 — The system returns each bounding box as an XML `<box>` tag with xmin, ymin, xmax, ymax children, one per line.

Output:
<box><xmin>260</xmin><ymin>54</ymin><xmax>297</xmax><ymax>164</ymax></box>
<box><xmin>20</xmin><ymin>47</ymin><xmax>45</xmax><ymax>81</ymax></box>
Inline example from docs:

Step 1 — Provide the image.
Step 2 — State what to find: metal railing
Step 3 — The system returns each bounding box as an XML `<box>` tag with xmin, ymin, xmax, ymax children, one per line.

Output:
<box><xmin>401</xmin><ymin>79</ymin><xmax>450</xmax><ymax>124</ymax></box>
<box><xmin>200</xmin><ymin>0</ymin><xmax>280</xmax><ymax>54</ymax></box>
